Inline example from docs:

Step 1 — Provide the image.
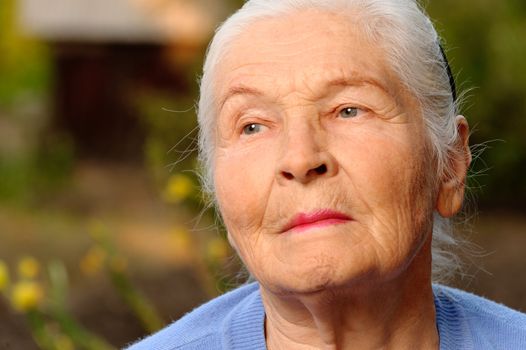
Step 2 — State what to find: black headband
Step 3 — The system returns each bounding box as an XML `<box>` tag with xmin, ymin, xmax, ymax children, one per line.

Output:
<box><xmin>438</xmin><ymin>43</ymin><xmax>457</xmax><ymax>102</ymax></box>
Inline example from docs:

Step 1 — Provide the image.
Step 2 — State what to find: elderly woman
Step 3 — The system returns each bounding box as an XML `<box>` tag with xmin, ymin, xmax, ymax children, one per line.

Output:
<box><xmin>129</xmin><ymin>0</ymin><xmax>526</xmax><ymax>349</ymax></box>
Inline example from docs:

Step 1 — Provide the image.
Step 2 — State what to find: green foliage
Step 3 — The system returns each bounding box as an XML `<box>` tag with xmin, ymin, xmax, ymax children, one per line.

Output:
<box><xmin>0</xmin><ymin>0</ymin><xmax>51</xmax><ymax>108</ymax></box>
<box><xmin>136</xmin><ymin>92</ymin><xmax>198</xmax><ymax>180</ymax></box>
<box><xmin>87</xmin><ymin>223</ymin><xmax>164</xmax><ymax>333</ymax></box>
<box><xmin>47</xmin><ymin>261</ymin><xmax>116</xmax><ymax>350</ymax></box>
<box><xmin>0</xmin><ymin>134</ymin><xmax>74</xmax><ymax>205</ymax></box>
<box><xmin>135</xmin><ymin>90</ymin><xmax>207</xmax><ymax>215</ymax></box>
<box><xmin>0</xmin><ymin>155</ymin><xmax>34</xmax><ymax>203</ymax></box>
<box><xmin>425</xmin><ymin>0</ymin><xmax>526</xmax><ymax>209</ymax></box>
<box><xmin>0</xmin><ymin>0</ymin><xmax>67</xmax><ymax>206</ymax></box>
<box><xmin>0</xmin><ymin>257</ymin><xmax>116</xmax><ymax>350</ymax></box>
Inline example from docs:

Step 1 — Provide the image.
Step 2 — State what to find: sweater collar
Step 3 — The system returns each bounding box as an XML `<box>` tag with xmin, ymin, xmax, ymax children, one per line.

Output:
<box><xmin>223</xmin><ymin>283</ymin><xmax>267</xmax><ymax>349</ymax></box>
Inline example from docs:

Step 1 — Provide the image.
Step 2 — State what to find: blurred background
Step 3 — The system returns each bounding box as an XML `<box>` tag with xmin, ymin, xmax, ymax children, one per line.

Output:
<box><xmin>0</xmin><ymin>0</ymin><xmax>524</xmax><ymax>348</ymax></box>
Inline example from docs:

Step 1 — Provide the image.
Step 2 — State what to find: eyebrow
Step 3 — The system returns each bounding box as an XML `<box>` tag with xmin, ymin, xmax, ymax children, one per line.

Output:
<box><xmin>219</xmin><ymin>85</ymin><xmax>264</xmax><ymax>111</ymax></box>
<box><xmin>218</xmin><ymin>75</ymin><xmax>389</xmax><ymax>111</ymax></box>
<box><xmin>320</xmin><ymin>76</ymin><xmax>389</xmax><ymax>96</ymax></box>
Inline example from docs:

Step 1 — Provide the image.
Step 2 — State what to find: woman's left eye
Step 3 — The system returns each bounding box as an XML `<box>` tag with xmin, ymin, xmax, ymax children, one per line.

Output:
<box><xmin>338</xmin><ymin>107</ymin><xmax>361</xmax><ymax>119</ymax></box>
<box><xmin>242</xmin><ymin>123</ymin><xmax>266</xmax><ymax>135</ymax></box>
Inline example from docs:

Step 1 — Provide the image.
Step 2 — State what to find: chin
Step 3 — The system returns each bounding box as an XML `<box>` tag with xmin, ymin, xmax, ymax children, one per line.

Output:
<box><xmin>260</xmin><ymin>259</ymin><xmax>372</xmax><ymax>296</ymax></box>
<box><xmin>259</xmin><ymin>246</ymin><xmax>418</xmax><ymax>298</ymax></box>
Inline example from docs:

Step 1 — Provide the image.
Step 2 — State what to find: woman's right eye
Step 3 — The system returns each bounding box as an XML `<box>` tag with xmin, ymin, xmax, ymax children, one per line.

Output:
<box><xmin>242</xmin><ymin>123</ymin><xmax>265</xmax><ymax>135</ymax></box>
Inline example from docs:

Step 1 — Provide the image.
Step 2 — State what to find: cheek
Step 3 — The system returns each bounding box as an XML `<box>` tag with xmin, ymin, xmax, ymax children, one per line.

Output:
<box><xmin>214</xmin><ymin>145</ymin><xmax>276</xmax><ymax>234</ymax></box>
<box><xmin>331</xmin><ymin>130</ymin><xmax>434</xmax><ymax>274</ymax></box>
<box><xmin>334</xmin><ymin>127</ymin><xmax>434</xmax><ymax>232</ymax></box>
<box><xmin>337</xmin><ymin>134</ymin><xmax>413</xmax><ymax>192</ymax></box>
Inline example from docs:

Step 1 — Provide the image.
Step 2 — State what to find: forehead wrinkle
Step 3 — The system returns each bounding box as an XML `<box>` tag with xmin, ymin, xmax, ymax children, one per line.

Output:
<box><xmin>218</xmin><ymin>69</ymin><xmax>298</xmax><ymax>111</ymax></box>
<box><xmin>217</xmin><ymin>28</ymin><xmax>401</xmax><ymax>114</ymax></box>
<box><xmin>302</xmin><ymin>70</ymin><xmax>394</xmax><ymax>104</ymax></box>
<box><xmin>219</xmin><ymin>85</ymin><xmax>264</xmax><ymax>112</ymax></box>
<box><xmin>216</xmin><ymin>64</ymin><xmax>277</xmax><ymax>112</ymax></box>
<box><xmin>217</xmin><ymin>43</ymin><xmax>333</xmax><ymax>105</ymax></box>
<box><xmin>217</xmin><ymin>68</ymin><xmax>396</xmax><ymax>117</ymax></box>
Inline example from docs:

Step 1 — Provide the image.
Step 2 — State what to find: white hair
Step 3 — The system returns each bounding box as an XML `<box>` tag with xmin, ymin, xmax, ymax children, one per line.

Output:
<box><xmin>197</xmin><ymin>0</ymin><xmax>465</xmax><ymax>282</ymax></box>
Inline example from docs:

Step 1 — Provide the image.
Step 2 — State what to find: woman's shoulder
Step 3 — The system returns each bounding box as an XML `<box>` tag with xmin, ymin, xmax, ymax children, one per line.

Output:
<box><xmin>433</xmin><ymin>284</ymin><xmax>526</xmax><ymax>349</ymax></box>
<box><xmin>125</xmin><ymin>282</ymin><xmax>265</xmax><ymax>350</ymax></box>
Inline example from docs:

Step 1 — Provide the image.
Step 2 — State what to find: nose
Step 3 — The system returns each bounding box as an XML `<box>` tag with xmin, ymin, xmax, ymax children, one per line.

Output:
<box><xmin>276</xmin><ymin>122</ymin><xmax>338</xmax><ymax>185</ymax></box>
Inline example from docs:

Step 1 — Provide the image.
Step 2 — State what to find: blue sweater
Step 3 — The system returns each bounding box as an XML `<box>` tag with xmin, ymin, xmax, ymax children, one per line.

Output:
<box><xmin>126</xmin><ymin>283</ymin><xmax>526</xmax><ymax>349</ymax></box>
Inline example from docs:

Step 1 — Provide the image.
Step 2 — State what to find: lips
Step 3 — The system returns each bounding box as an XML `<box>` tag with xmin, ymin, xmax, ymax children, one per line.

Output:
<box><xmin>282</xmin><ymin>209</ymin><xmax>352</xmax><ymax>233</ymax></box>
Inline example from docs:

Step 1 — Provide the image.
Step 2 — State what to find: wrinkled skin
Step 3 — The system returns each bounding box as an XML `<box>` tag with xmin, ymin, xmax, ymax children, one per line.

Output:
<box><xmin>212</xmin><ymin>9</ymin><xmax>470</xmax><ymax>350</ymax></box>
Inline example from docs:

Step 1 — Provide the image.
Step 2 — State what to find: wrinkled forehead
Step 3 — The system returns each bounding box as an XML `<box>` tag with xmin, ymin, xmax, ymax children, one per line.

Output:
<box><xmin>213</xmin><ymin>9</ymin><xmax>403</xmax><ymax>106</ymax></box>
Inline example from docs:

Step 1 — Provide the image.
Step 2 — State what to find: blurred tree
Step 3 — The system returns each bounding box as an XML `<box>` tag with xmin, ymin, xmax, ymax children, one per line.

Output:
<box><xmin>426</xmin><ymin>0</ymin><xmax>526</xmax><ymax>210</ymax></box>
<box><xmin>0</xmin><ymin>0</ymin><xmax>50</xmax><ymax>107</ymax></box>
<box><xmin>0</xmin><ymin>0</ymin><xmax>58</xmax><ymax>205</ymax></box>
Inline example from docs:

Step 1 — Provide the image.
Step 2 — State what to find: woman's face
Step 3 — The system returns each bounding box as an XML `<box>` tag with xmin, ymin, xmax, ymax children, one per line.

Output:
<box><xmin>213</xmin><ymin>10</ymin><xmax>437</xmax><ymax>294</ymax></box>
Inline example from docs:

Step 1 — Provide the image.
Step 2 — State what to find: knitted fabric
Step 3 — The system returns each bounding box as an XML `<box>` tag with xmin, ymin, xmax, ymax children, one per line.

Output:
<box><xmin>126</xmin><ymin>283</ymin><xmax>526</xmax><ymax>349</ymax></box>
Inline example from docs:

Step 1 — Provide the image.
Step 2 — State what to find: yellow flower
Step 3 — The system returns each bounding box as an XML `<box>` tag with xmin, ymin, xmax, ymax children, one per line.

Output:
<box><xmin>205</xmin><ymin>237</ymin><xmax>230</xmax><ymax>262</ymax></box>
<box><xmin>11</xmin><ymin>280</ymin><xmax>44</xmax><ymax>312</ymax></box>
<box><xmin>80</xmin><ymin>246</ymin><xmax>107</xmax><ymax>276</ymax></box>
<box><xmin>163</xmin><ymin>174</ymin><xmax>194</xmax><ymax>203</ymax></box>
<box><xmin>17</xmin><ymin>256</ymin><xmax>40</xmax><ymax>279</ymax></box>
<box><xmin>54</xmin><ymin>335</ymin><xmax>74</xmax><ymax>350</ymax></box>
<box><xmin>0</xmin><ymin>260</ymin><xmax>10</xmax><ymax>291</ymax></box>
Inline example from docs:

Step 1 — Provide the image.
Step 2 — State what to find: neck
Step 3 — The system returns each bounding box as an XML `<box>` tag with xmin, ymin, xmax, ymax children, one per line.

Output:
<box><xmin>261</xmin><ymin>239</ymin><xmax>438</xmax><ymax>350</ymax></box>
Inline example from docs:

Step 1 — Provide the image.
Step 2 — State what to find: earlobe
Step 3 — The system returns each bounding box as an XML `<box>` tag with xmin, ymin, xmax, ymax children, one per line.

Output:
<box><xmin>436</xmin><ymin>116</ymin><xmax>472</xmax><ymax>218</ymax></box>
<box><xmin>437</xmin><ymin>182</ymin><xmax>465</xmax><ymax>218</ymax></box>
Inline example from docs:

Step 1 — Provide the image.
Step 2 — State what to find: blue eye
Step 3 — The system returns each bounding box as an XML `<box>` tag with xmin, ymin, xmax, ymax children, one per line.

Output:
<box><xmin>242</xmin><ymin>123</ymin><xmax>263</xmax><ymax>135</ymax></box>
<box><xmin>339</xmin><ymin>107</ymin><xmax>359</xmax><ymax>118</ymax></box>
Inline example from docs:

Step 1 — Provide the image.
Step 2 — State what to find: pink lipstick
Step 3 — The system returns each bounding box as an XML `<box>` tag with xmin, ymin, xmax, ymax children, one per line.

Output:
<box><xmin>282</xmin><ymin>209</ymin><xmax>351</xmax><ymax>233</ymax></box>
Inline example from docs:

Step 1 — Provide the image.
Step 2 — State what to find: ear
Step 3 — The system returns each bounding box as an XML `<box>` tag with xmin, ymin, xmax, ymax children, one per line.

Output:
<box><xmin>436</xmin><ymin>116</ymin><xmax>472</xmax><ymax>218</ymax></box>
